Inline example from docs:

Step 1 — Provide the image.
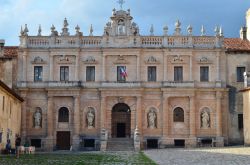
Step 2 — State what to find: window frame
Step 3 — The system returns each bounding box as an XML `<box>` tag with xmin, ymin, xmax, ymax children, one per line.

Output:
<box><xmin>34</xmin><ymin>66</ymin><xmax>43</xmax><ymax>82</ymax></box>
<box><xmin>173</xmin><ymin>107</ymin><xmax>184</xmax><ymax>122</ymax></box>
<box><xmin>174</xmin><ymin>66</ymin><xmax>183</xmax><ymax>81</ymax></box>
<box><xmin>58</xmin><ymin>107</ymin><xmax>69</xmax><ymax>122</ymax></box>
<box><xmin>60</xmin><ymin>66</ymin><xmax>69</xmax><ymax>81</ymax></box>
<box><xmin>200</xmin><ymin>66</ymin><xmax>209</xmax><ymax>82</ymax></box>
<box><xmin>236</xmin><ymin>66</ymin><xmax>246</xmax><ymax>82</ymax></box>
<box><xmin>86</xmin><ymin>66</ymin><xmax>95</xmax><ymax>82</ymax></box>
<box><xmin>148</xmin><ymin>66</ymin><xmax>157</xmax><ymax>82</ymax></box>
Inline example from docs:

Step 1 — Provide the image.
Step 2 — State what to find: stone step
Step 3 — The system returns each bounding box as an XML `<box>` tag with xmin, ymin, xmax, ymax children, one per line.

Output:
<box><xmin>107</xmin><ymin>138</ymin><xmax>134</xmax><ymax>151</ymax></box>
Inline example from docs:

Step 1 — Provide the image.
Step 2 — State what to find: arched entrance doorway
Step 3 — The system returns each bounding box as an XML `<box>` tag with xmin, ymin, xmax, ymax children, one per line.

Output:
<box><xmin>112</xmin><ymin>103</ymin><xmax>131</xmax><ymax>138</ymax></box>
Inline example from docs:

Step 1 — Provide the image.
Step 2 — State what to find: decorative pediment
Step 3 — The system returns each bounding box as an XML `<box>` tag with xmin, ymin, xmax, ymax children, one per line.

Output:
<box><xmin>197</xmin><ymin>57</ymin><xmax>212</xmax><ymax>64</ymax></box>
<box><xmin>145</xmin><ymin>56</ymin><xmax>160</xmax><ymax>64</ymax></box>
<box><xmin>113</xmin><ymin>55</ymin><xmax>129</xmax><ymax>64</ymax></box>
<box><xmin>31</xmin><ymin>56</ymin><xmax>47</xmax><ymax>64</ymax></box>
<box><xmin>83</xmin><ymin>56</ymin><xmax>98</xmax><ymax>64</ymax></box>
<box><xmin>171</xmin><ymin>55</ymin><xmax>185</xmax><ymax>64</ymax></box>
<box><xmin>57</xmin><ymin>55</ymin><xmax>75</xmax><ymax>64</ymax></box>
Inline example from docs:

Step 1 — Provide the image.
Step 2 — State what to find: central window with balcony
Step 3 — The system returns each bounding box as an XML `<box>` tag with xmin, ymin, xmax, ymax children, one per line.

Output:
<box><xmin>34</xmin><ymin>66</ymin><xmax>43</xmax><ymax>82</ymax></box>
<box><xmin>148</xmin><ymin>66</ymin><xmax>156</xmax><ymax>82</ymax></box>
<box><xmin>174</xmin><ymin>66</ymin><xmax>183</xmax><ymax>81</ymax></box>
<box><xmin>86</xmin><ymin>66</ymin><xmax>95</xmax><ymax>82</ymax></box>
<box><xmin>60</xmin><ymin>66</ymin><xmax>69</xmax><ymax>81</ymax></box>
<box><xmin>117</xmin><ymin>66</ymin><xmax>127</xmax><ymax>82</ymax></box>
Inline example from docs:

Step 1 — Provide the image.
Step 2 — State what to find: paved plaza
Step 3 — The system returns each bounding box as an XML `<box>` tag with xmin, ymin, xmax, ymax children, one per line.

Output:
<box><xmin>144</xmin><ymin>147</ymin><xmax>250</xmax><ymax>165</ymax></box>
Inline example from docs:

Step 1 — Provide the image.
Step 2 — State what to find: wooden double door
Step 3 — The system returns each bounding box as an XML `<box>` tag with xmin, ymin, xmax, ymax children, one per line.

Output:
<box><xmin>56</xmin><ymin>131</ymin><xmax>70</xmax><ymax>150</ymax></box>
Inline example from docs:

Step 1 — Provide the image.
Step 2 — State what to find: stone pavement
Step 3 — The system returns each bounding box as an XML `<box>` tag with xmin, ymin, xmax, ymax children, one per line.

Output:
<box><xmin>144</xmin><ymin>147</ymin><xmax>250</xmax><ymax>165</ymax></box>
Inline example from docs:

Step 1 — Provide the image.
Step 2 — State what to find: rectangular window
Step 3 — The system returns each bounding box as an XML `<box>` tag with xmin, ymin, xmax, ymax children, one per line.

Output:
<box><xmin>34</xmin><ymin>66</ymin><xmax>43</xmax><ymax>82</ymax></box>
<box><xmin>174</xmin><ymin>66</ymin><xmax>183</xmax><ymax>81</ymax></box>
<box><xmin>60</xmin><ymin>66</ymin><xmax>69</xmax><ymax>81</ymax></box>
<box><xmin>200</xmin><ymin>66</ymin><xmax>209</xmax><ymax>82</ymax></box>
<box><xmin>148</xmin><ymin>66</ymin><xmax>157</xmax><ymax>82</ymax></box>
<box><xmin>117</xmin><ymin>66</ymin><xmax>127</xmax><ymax>82</ymax></box>
<box><xmin>238</xmin><ymin>114</ymin><xmax>243</xmax><ymax>130</ymax></box>
<box><xmin>237</xmin><ymin>67</ymin><xmax>245</xmax><ymax>82</ymax></box>
<box><xmin>86</xmin><ymin>66</ymin><xmax>95</xmax><ymax>82</ymax></box>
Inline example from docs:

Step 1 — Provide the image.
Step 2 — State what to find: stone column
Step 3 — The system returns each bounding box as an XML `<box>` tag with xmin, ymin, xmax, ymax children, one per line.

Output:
<box><xmin>188</xmin><ymin>96</ymin><xmax>196</xmax><ymax>147</ymax></box>
<box><xmin>75</xmin><ymin>55</ymin><xmax>79</xmax><ymax>81</ymax></box>
<box><xmin>73</xmin><ymin>96</ymin><xmax>80</xmax><ymax>150</ymax></box>
<box><xmin>216</xmin><ymin>91</ymin><xmax>222</xmax><ymax>136</ymax></box>
<box><xmin>46</xmin><ymin>96</ymin><xmax>54</xmax><ymax>151</ymax></box>
<box><xmin>162</xmin><ymin>96</ymin><xmax>169</xmax><ymax>137</ymax></box>
<box><xmin>22</xmin><ymin>51</ymin><xmax>27</xmax><ymax>81</ymax></box>
<box><xmin>136</xmin><ymin>55</ymin><xmax>141</xmax><ymax>81</ymax></box>
<box><xmin>102</xmin><ymin>55</ymin><xmax>106</xmax><ymax>81</ymax></box>
<box><xmin>136</xmin><ymin>96</ymin><xmax>142</xmax><ymax>131</ymax></box>
<box><xmin>163</xmin><ymin>53</ymin><xmax>167</xmax><ymax>81</ymax></box>
<box><xmin>189</xmin><ymin>55</ymin><xmax>193</xmax><ymax>81</ymax></box>
<box><xmin>100</xmin><ymin>96</ymin><xmax>106</xmax><ymax>129</ymax></box>
<box><xmin>20</xmin><ymin>92</ymin><xmax>27</xmax><ymax>138</ymax></box>
<box><xmin>216</xmin><ymin>52</ymin><xmax>220</xmax><ymax>81</ymax></box>
<box><xmin>49</xmin><ymin>55</ymin><xmax>54</xmax><ymax>81</ymax></box>
<box><xmin>189</xmin><ymin>96</ymin><xmax>196</xmax><ymax>137</ymax></box>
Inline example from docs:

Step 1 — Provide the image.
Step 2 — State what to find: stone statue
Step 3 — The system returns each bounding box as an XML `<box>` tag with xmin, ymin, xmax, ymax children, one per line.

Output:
<box><xmin>34</xmin><ymin>109</ymin><xmax>42</xmax><ymax>128</ymax></box>
<box><xmin>201</xmin><ymin>111</ymin><xmax>210</xmax><ymax>128</ymax></box>
<box><xmin>87</xmin><ymin>108</ymin><xmax>95</xmax><ymax>129</ymax></box>
<box><xmin>148</xmin><ymin>109</ymin><xmax>156</xmax><ymax>129</ymax></box>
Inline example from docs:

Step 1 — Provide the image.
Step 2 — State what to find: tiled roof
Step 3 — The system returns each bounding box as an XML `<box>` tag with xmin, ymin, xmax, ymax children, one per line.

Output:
<box><xmin>224</xmin><ymin>38</ymin><xmax>250</xmax><ymax>52</ymax></box>
<box><xmin>3</xmin><ymin>46</ymin><xmax>18</xmax><ymax>57</ymax></box>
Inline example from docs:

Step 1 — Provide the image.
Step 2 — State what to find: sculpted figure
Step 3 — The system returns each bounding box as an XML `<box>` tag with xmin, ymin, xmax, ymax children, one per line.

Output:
<box><xmin>87</xmin><ymin>109</ymin><xmax>95</xmax><ymax>129</ymax></box>
<box><xmin>201</xmin><ymin>111</ymin><xmax>210</xmax><ymax>128</ymax></box>
<box><xmin>34</xmin><ymin>109</ymin><xmax>42</xmax><ymax>128</ymax></box>
<box><xmin>148</xmin><ymin>109</ymin><xmax>156</xmax><ymax>129</ymax></box>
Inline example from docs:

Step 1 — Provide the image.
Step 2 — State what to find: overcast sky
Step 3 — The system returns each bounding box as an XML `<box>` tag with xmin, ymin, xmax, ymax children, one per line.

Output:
<box><xmin>0</xmin><ymin>0</ymin><xmax>249</xmax><ymax>46</ymax></box>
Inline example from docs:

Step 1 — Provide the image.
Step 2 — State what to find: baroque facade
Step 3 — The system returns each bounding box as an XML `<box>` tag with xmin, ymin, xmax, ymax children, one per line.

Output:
<box><xmin>17</xmin><ymin>8</ymin><xmax>230</xmax><ymax>151</ymax></box>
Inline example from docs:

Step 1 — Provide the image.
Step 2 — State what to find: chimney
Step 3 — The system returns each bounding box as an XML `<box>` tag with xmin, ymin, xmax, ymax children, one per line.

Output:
<box><xmin>0</xmin><ymin>39</ymin><xmax>5</xmax><ymax>57</ymax></box>
<box><xmin>240</xmin><ymin>27</ymin><xmax>247</xmax><ymax>40</ymax></box>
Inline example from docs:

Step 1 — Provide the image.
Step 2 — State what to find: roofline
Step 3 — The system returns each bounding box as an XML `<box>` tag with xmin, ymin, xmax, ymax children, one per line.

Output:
<box><xmin>0</xmin><ymin>80</ymin><xmax>24</xmax><ymax>102</ymax></box>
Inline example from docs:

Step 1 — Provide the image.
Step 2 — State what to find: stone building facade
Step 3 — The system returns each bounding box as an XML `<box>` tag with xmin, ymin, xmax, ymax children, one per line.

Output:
<box><xmin>0</xmin><ymin>80</ymin><xmax>23</xmax><ymax>151</ymax></box>
<box><xmin>17</xmin><ymin>8</ymin><xmax>229</xmax><ymax>151</ymax></box>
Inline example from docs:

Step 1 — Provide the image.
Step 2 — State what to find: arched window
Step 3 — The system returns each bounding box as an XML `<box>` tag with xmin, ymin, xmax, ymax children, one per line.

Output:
<box><xmin>173</xmin><ymin>107</ymin><xmax>184</xmax><ymax>122</ymax></box>
<box><xmin>58</xmin><ymin>107</ymin><xmax>69</xmax><ymax>122</ymax></box>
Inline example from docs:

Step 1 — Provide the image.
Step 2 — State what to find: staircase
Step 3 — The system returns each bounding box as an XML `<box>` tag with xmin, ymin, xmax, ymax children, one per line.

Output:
<box><xmin>106</xmin><ymin>138</ymin><xmax>134</xmax><ymax>151</ymax></box>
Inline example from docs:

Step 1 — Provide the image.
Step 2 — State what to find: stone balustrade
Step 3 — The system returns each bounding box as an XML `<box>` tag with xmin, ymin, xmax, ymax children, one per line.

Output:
<box><xmin>17</xmin><ymin>81</ymin><xmax>223</xmax><ymax>89</ymax></box>
<box><xmin>22</xmin><ymin>35</ymin><xmax>223</xmax><ymax>49</ymax></box>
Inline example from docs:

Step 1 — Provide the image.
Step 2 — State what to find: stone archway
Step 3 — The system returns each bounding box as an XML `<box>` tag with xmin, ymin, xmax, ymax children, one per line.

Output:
<box><xmin>112</xmin><ymin>103</ymin><xmax>131</xmax><ymax>138</ymax></box>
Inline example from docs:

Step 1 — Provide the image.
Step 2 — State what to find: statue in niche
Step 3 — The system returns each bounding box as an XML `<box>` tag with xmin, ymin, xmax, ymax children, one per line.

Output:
<box><xmin>87</xmin><ymin>108</ymin><xmax>95</xmax><ymax>129</ymax></box>
<box><xmin>148</xmin><ymin>109</ymin><xmax>157</xmax><ymax>129</ymax></box>
<box><xmin>33</xmin><ymin>108</ymin><xmax>42</xmax><ymax>128</ymax></box>
<box><xmin>118</xmin><ymin>19</ymin><xmax>125</xmax><ymax>35</ymax></box>
<box><xmin>201</xmin><ymin>110</ymin><xmax>210</xmax><ymax>128</ymax></box>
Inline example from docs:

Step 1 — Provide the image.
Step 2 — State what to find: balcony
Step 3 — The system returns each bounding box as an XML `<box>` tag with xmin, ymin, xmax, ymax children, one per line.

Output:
<box><xmin>163</xmin><ymin>81</ymin><xmax>195</xmax><ymax>88</ymax></box>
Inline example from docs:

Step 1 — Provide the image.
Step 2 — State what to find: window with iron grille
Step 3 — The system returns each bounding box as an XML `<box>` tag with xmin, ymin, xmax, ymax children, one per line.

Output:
<box><xmin>58</xmin><ymin>107</ymin><xmax>69</xmax><ymax>122</ymax></box>
<box><xmin>237</xmin><ymin>67</ymin><xmax>245</xmax><ymax>82</ymax></box>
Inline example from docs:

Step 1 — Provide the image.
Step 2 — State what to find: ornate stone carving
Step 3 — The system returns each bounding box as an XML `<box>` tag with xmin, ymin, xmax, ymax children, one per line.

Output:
<box><xmin>147</xmin><ymin>109</ymin><xmax>157</xmax><ymax>129</ymax></box>
<box><xmin>113</xmin><ymin>55</ymin><xmax>129</xmax><ymax>64</ymax></box>
<box><xmin>201</xmin><ymin>109</ymin><xmax>210</xmax><ymax>128</ymax></box>
<box><xmin>145</xmin><ymin>56</ymin><xmax>160</xmax><ymax>64</ymax></box>
<box><xmin>198</xmin><ymin>57</ymin><xmax>211</xmax><ymax>64</ymax></box>
<box><xmin>33</xmin><ymin>108</ymin><xmax>42</xmax><ymax>128</ymax></box>
<box><xmin>86</xmin><ymin>107</ymin><xmax>95</xmax><ymax>129</ymax></box>
<box><xmin>83</xmin><ymin>56</ymin><xmax>98</xmax><ymax>64</ymax></box>
<box><xmin>57</xmin><ymin>55</ymin><xmax>75</xmax><ymax>64</ymax></box>
<box><xmin>31</xmin><ymin>56</ymin><xmax>46</xmax><ymax>64</ymax></box>
<box><xmin>171</xmin><ymin>55</ymin><xmax>184</xmax><ymax>64</ymax></box>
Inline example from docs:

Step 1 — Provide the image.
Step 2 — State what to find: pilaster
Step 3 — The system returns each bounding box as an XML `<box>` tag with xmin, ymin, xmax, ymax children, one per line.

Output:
<box><xmin>73</xmin><ymin>96</ymin><xmax>80</xmax><ymax>151</ymax></box>
<box><xmin>46</xmin><ymin>96</ymin><xmax>54</xmax><ymax>151</ymax></box>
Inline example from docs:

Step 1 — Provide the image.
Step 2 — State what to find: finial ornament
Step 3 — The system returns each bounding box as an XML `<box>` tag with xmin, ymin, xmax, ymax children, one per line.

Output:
<box><xmin>117</xmin><ymin>0</ymin><xmax>125</xmax><ymax>10</ymax></box>
<box><xmin>150</xmin><ymin>24</ymin><xmax>154</xmax><ymax>36</ymax></box>
<box><xmin>174</xmin><ymin>20</ymin><xmax>181</xmax><ymax>35</ymax></box>
<box><xmin>23</xmin><ymin>24</ymin><xmax>29</xmax><ymax>36</ymax></box>
<box><xmin>163</xmin><ymin>25</ymin><xmax>168</xmax><ymax>36</ymax></box>
<box><xmin>214</xmin><ymin>26</ymin><xmax>220</xmax><ymax>36</ymax></box>
<box><xmin>201</xmin><ymin>25</ymin><xmax>205</xmax><ymax>36</ymax></box>
<box><xmin>187</xmin><ymin>25</ymin><xmax>192</xmax><ymax>35</ymax></box>
<box><xmin>219</xmin><ymin>26</ymin><xmax>223</xmax><ymax>37</ymax></box>
<box><xmin>20</xmin><ymin>26</ymin><xmax>24</xmax><ymax>36</ymax></box>
<box><xmin>89</xmin><ymin>24</ymin><xmax>93</xmax><ymax>36</ymax></box>
<box><xmin>38</xmin><ymin>25</ymin><xmax>42</xmax><ymax>36</ymax></box>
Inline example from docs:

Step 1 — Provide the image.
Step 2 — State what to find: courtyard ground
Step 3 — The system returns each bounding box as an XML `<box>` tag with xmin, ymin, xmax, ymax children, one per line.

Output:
<box><xmin>0</xmin><ymin>151</ymin><xmax>156</xmax><ymax>165</ymax></box>
<box><xmin>144</xmin><ymin>146</ymin><xmax>250</xmax><ymax>165</ymax></box>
